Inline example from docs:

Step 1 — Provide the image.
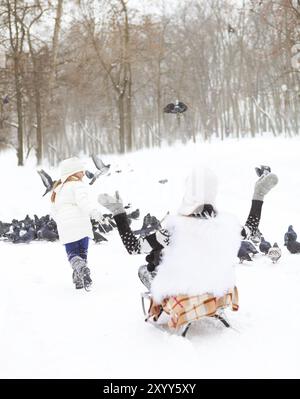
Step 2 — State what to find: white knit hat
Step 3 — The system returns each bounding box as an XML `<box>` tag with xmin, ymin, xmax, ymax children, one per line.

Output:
<box><xmin>60</xmin><ymin>157</ymin><xmax>86</xmax><ymax>183</ymax></box>
<box><xmin>178</xmin><ymin>166</ymin><xmax>218</xmax><ymax>216</ymax></box>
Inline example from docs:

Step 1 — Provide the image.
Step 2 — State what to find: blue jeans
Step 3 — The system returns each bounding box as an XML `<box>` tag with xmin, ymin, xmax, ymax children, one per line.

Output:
<box><xmin>65</xmin><ymin>237</ymin><xmax>89</xmax><ymax>262</ymax></box>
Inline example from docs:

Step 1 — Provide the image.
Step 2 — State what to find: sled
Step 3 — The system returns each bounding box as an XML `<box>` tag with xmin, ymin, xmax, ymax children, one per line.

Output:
<box><xmin>141</xmin><ymin>287</ymin><xmax>239</xmax><ymax>337</ymax></box>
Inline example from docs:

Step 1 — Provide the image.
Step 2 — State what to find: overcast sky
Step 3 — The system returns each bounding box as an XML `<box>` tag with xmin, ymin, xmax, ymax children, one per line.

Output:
<box><xmin>127</xmin><ymin>0</ymin><xmax>244</xmax><ymax>15</ymax></box>
<box><xmin>127</xmin><ymin>0</ymin><xmax>185</xmax><ymax>15</ymax></box>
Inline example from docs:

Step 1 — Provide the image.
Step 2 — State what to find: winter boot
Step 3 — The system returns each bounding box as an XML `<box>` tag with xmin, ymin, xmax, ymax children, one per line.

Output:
<box><xmin>72</xmin><ymin>270</ymin><xmax>84</xmax><ymax>289</ymax></box>
<box><xmin>80</xmin><ymin>266</ymin><xmax>92</xmax><ymax>290</ymax></box>
<box><xmin>70</xmin><ymin>256</ymin><xmax>92</xmax><ymax>290</ymax></box>
<box><xmin>253</xmin><ymin>173</ymin><xmax>278</xmax><ymax>201</ymax></box>
<box><xmin>138</xmin><ymin>265</ymin><xmax>157</xmax><ymax>290</ymax></box>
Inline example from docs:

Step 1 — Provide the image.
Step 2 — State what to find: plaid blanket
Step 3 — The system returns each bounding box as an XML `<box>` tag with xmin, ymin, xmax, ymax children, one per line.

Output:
<box><xmin>147</xmin><ymin>287</ymin><xmax>239</xmax><ymax>330</ymax></box>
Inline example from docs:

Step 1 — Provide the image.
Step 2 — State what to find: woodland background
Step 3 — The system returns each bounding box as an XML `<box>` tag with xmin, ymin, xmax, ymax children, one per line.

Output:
<box><xmin>0</xmin><ymin>0</ymin><xmax>300</xmax><ymax>166</ymax></box>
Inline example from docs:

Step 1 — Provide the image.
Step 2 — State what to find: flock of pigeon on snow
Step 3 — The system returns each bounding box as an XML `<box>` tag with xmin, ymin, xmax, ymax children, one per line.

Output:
<box><xmin>236</xmin><ymin>166</ymin><xmax>300</xmax><ymax>264</ymax></box>
<box><xmin>0</xmin><ymin>155</ymin><xmax>299</xmax><ymax>265</ymax></box>
<box><xmin>237</xmin><ymin>225</ymin><xmax>300</xmax><ymax>264</ymax></box>
<box><xmin>0</xmin><ymin>155</ymin><xmax>161</xmax><ymax>246</ymax></box>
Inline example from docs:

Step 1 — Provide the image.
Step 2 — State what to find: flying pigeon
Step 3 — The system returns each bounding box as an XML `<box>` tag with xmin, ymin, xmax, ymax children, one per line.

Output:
<box><xmin>93</xmin><ymin>229</ymin><xmax>108</xmax><ymax>243</ymax></box>
<box><xmin>284</xmin><ymin>225</ymin><xmax>297</xmax><ymax>246</ymax></box>
<box><xmin>255</xmin><ymin>165</ymin><xmax>271</xmax><ymax>178</ymax></box>
<box><xmin>87</xmin><ymin>154</ymin><xmax>110</xmax><ymax>185</ymax></box>
<box><xmin>259</xmin><ymin>236</ymin><xmax>272</xmax><ymax>255</ymax></box>
<box><xmin>96</xmin><ymin>219</ymin><xmax>113</xmax><ymax>234</ymax></box>
<box><xmin>85</xmin><ymin>170</ymin><xmax>94</xmax><ymax>179</ymax></box>
<box><xmin>158</xmin><ymin>179</ymin><xmax>168</xmax><ymax>184</ymax></box>
<box><xmin>127</xmin><ymin>209</ymin><xmax>140</xmax><ymax>220</ymax></box>
<box><xmin>163</xmin><ymin>100</ymin><xmax>188</xmax><ymax>114</ymax></box>
<box><xmin>227</xmin><ymin>24</ymin><xmax>236</xmax><ymax>34</ymax></box>
<box><xmin>37</xmin><ymin>169</ymin><xmax>56</xmax><ymax>196</ymax></box>
<box><xmin>267</xmin><ymin>243</ymin><xmax>282</xmax><ymax>263</ymax></box>
<box><xmin>133</xmin><ymin>213</ymin><xmax>162</xmax><ymax>237</ymax></box>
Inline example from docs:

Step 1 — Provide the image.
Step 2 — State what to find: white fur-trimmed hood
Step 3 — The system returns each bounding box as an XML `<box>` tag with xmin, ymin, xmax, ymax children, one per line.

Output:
<box><xmin>151</xmin><ymin>213</ymin><xmax>241</xmax><ymax>302</ymax></box>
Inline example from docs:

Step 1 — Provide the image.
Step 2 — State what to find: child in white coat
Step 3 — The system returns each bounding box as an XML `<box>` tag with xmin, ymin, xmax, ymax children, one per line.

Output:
<box><xmin>51</xmin><ymin>157</ymin><xmax>103</xmax><ymax>290</ymax></box>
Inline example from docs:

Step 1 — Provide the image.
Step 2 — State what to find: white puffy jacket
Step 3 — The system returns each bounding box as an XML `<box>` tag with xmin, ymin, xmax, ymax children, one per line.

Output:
<box><xmin>51</xmin><ymin>180</ymin><xmax>99</xmax><ymax>244</ymax></box>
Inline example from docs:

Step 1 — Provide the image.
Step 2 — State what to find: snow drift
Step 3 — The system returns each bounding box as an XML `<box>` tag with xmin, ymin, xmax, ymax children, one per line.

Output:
<box><xmin>2</xmin><ymin>136</ymin><xmax>300</xmax><ymax>379</ymax></box>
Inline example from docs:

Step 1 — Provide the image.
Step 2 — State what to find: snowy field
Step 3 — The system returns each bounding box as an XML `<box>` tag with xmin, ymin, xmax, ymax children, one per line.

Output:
<box><xmin>1</xmin><ymin>136</ymin><xmax>300</xmax><ymax>379</ymax></box>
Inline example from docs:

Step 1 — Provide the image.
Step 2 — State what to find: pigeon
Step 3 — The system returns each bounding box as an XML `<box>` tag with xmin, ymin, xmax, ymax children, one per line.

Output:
<box><xmin>0</xmin><ymin>221</ymin><xmax>11</xmax><ymax>237</ymax></box>
<box><xmin>20</xmin><ymin>215</ymin><xmax>35</xmax><ymax>231</ymax></box>
<box><xmin>237</xmin><ymin>240</ymin><xmax>258</xmax><ymax>263</ymax></box>
<box><xmin>88</xmin><ymin>154</ymin><xmax>110</xmax><ymax>185</ymax></box>
<box><xmin>22</xmin><ymin>214</ymin><xmax>33</xmax><ymax>225</ymax></box>
<box><xmin>241</xmin><ymin>240</ymin><xmax>259</xmax><ymax>255</ymax></box>
<box><xmin>164</xmin><ymin>100</ymin><xmax>188</xmax><ymax>114</ymax></box>
<box><xmin>227</xmin><ymin>24</ymin><xmax>236</xmax><ymax>34</ymax></box>
<box><xmin>237</xmin><ymin>244</ymin><xmax>252</xmax><ymax>263</ymax></box>
<box><xmin>37</xmin><ymin>169</ymin><xmax>56</xmax><ymax>196</ymax></box>
<box><xmin>98</xmin><ymin>223</ymin><xmax>113</xmax><ymax>234</ymax></box>
<box><xmin>47</xmin><ymin>218</ymin><xmax>57</xmax><ymax>231</ymax></box>
<box><xmin>103</xmin><ymin>213</ymin><xmax>113</xmax><ymax>219</ymax></box>
<box><xmin>37</xmin><ymin>223</ymin><xmax>58</xmax><ymax>241</ymax></box>
<box><xmin>14</xmin><ymin>226</ymin><xmax>36</xmax><ymax>243</ymax></box>
<box><xmin>93</xmin><ymin>230</ymin><xmax>107</xmax><ymax>243</ymax></box>
<box><xmin>255</xmin><ymin>165</ymin><xmax>271</xmax><ymax>178</ymax></box>
<box><xmin>286</xmin><ymin>240</ymin><xmax>300</xmax><ymax>254</ymax></box>
<box><xmin>158</xmin><ymin>179</ymin><xmax>168</xmax><ymax>184</ymax></box>
<box><xmin>1</xmin><ymin>214</ymin><xmax>60</xmax><ymax>243</ymax></box>
<box><xmin>3</xmin><ymin>223</ymin><xmax>20</xmax><ymax>242</ymax></box>
<box><xmin>133</xmin><ymin>213</ymin><xmax>162</xmax><ymax>237</ymax></box>
<box><xmin>283</xmin><ymin>225</ymin><xmax>300</xmax><ymax>254</ymax></box>
<box><xmin>174</xmin><ymin>100</ymin><xmax>188</xmax><ymax>113</ymax></box>
<box><xmin>259</xmin><ymin>236</ymin><xmax>272</xmax><ymax>255</ymax></box>
<box><xmin>2</xmin><ymin>95</ymin><xmax>9</xmax><ymax>105</ymax></box>
<box><xmin>127</xmin><ymin>209</ymin><xmax>140</xmax><ymax>219</ymax></box>
<box><xmin>85</xmin><ymin>170</ymin><xmax>94</xmax><ymax>179</ymax></box>
<box><xmin>143</xmin><ymin>214</ymin><xmax>161</xmax><ymax>231</ymax></box>
<box><xmin>5</xmin><ymin>220</ymin><xmax>36</xmax><ymax>244</ymax></box>
<box><xmin>34</xmin><ymin>214</ymin><xmax>43</xmax><ymax>231</ymax></box>
<box><xmin>284</xmin><ymin>225</ymin><xmax>297</xmax><ymax>246</ymax></box>
<box><xmin>267</xmin><ymin>243</ymin><xmax>282</xmax><ymax>263</ymax></box>
<box><xmin>107</xmin><ymin>218</ymin><xmax>116</xmax><ymax>228</ymax></box>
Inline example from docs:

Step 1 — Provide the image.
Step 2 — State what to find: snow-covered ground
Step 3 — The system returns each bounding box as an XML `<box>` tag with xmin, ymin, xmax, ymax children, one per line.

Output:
<box><xmin>1</xmin><ymin>136</ymin><xmax>300</xmax><ymax>379</ymax></box>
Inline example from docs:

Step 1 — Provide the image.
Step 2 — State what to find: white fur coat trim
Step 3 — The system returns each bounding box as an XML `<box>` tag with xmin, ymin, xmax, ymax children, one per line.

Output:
<box><xmin>151</xmin><ymin>213</ymin><xmax>241</xmax><ymax>302</ymax></box>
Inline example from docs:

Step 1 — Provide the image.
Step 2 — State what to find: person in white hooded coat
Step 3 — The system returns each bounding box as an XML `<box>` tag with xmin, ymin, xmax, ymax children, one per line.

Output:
<box><xmin>51</xmin><ymin>157</ymin><xmax>103</xmax><ymax>290</ymax></box>
<box><xmin>98</xmin><ymin>165</ymin><xmax>278</xmax><ymax>297</ymax></box>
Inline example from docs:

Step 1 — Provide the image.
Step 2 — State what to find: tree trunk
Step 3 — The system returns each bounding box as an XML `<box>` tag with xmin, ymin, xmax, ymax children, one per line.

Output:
<box><xmin>14</xmin><ymin>56</ymin><xmax>24</xmax><ymax>166</ymax></box>
<box><xmin>118</xmin><ymin>94</ymin><xmax>126</xmax><ymax>153</ymax></box>
<box><xmin>49</xmin><ymin>0</ymin><xmax>63</xmax><ymax>94</ymax></box>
